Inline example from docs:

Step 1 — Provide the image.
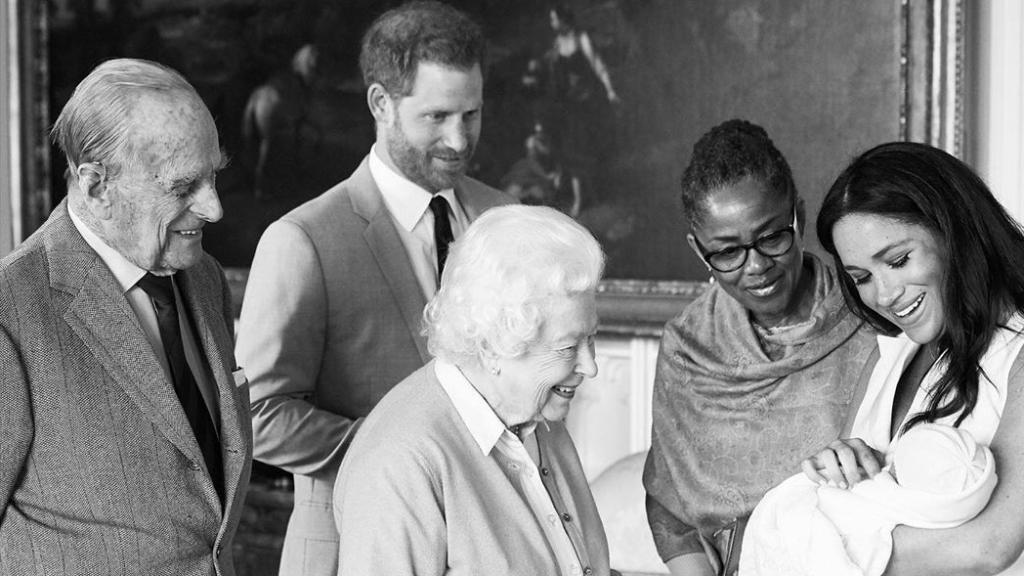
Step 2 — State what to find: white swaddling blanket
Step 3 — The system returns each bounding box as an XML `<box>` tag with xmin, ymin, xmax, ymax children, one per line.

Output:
<box><xmin>739</xmin><ymin>424</ymin><xmax>997</xmax><ymax>576</ymax></box>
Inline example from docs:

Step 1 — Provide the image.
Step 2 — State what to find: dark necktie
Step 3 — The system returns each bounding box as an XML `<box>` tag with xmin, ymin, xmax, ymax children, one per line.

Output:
<box><xmin>429</xmin><ymin>195</ymin><xmax>454</xmax><ymax>282</ymax></box>
<box><xmin>136</xmin><ymin>273</ymin><xmax>224</xmax><ymax>501</ymax></box>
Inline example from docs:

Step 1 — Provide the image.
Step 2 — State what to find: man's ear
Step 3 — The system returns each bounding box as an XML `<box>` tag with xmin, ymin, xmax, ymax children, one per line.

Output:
<box><xmin>687</xmin><ymin>232</ymin><xmax>712</xmax><ymax>272</ymax></box>
<box><xmin>76</xmin><ymin>162</ymin><xmax>113</xmax><ymax>220</ymax></box>
<box><xmin>367</xmin><ymin>83</ymin><xmax>394</xmax><ymax>125</ymax></box>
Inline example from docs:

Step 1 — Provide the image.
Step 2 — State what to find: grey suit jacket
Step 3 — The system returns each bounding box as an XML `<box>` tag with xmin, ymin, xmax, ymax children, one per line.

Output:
<box><xmin>235</xmin><ymin>157</ymin><xmax>514</xmax><ymax>576</ymax></box>
<box><xmin>0</xmin><ymin>202</ymin><xmax>253</xmax><ymax>576</ymax></box>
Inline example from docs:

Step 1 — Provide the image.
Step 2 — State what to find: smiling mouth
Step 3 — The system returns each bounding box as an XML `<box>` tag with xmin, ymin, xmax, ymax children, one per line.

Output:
<box><xmin>174</xmin><ymin>229</ymin><xmax>202</xmax><ymax>237</ymax></box>
<box><xmin>894</xmin><ymin>293</ymin><xmax>925</xmax><ymax>318</ymax></box>
<box><xmin>551</xmin><ymin>384</ymin><xmax>577</xmax><ymax>399</ymax></box>
<box><xmin>747</xmin><ymin>277</ymin><xmax>780</xmax><ymax>297</ymax></box>
<box><xmin>434</xmin><ymin>155</ymin><xmax>466</xmax><ymax>166</ymax></box>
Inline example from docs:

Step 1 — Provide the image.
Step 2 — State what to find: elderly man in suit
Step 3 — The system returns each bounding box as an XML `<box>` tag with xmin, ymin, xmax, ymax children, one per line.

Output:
<box><xmin>0</xmin><ymin>58</ymin><xmax>251</xmax><ymax>576</ymax></box>
<box><xmin>235</xmin><ymin>2</ymin><xmax>514</xmax><ymax>574</ymax></box>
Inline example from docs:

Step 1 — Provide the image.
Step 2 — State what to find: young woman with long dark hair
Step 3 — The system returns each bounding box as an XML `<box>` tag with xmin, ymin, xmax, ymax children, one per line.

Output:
<box><xmin>807</xmin><ymin>141</ymin><xmax>1024</xmax><ymax>574</ymax></box>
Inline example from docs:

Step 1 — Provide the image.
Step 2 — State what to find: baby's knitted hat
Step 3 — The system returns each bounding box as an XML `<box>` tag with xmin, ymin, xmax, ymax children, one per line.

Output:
<box><xmin>893</xmin><ymin>423</ymin><xmax>988</xmax><ymax>494</ymax></box>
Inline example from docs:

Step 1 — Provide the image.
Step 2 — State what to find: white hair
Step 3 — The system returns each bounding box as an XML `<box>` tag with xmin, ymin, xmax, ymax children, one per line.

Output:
<box><xmin>424</xmin><ymin>205</ymin><xmax>605</xmax><ymax>364</ymax></box>
<box><xmin>51</xmin><ymin>58</ymin><xmax>200</xmax><ymax>184</ymax></box>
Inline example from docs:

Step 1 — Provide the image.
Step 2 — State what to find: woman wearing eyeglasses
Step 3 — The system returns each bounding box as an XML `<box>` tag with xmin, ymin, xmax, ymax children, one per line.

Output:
<box><xmin>642</xmin><ymin>119</ymin><xmax>878</xmax><ymax>576</ymax></box>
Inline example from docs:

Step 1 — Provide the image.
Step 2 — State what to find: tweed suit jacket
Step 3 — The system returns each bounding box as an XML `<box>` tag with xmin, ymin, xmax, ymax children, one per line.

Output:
<box><xmin>0</xmin><ymin>201</ymin><xmax>253</xmax><ymax>576</ymax></box>
<box><xmin>235</xmin><ymin>157</ymin><xmax>514</xmax><ymax>576</ymax></box>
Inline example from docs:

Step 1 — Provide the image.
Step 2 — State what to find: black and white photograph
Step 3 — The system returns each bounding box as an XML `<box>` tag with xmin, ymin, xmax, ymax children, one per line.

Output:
<box><xmin>6</xmin><ymin>1</ymin><xmax>1024</xmax><ymax>575</ymax></box>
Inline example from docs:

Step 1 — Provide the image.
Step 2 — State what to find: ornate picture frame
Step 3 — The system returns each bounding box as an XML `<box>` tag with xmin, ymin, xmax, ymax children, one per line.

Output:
<box><xmin>12</xmin><ymin>0</ymin><xmax>963</xmax><ymax>332</ymax></box>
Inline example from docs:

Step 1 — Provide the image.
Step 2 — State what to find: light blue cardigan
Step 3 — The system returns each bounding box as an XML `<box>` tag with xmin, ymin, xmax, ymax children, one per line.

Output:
<box><xmin>334</xmin><ymin>361</ymin><xmax>612</xmax><ymax>576</ymax></box>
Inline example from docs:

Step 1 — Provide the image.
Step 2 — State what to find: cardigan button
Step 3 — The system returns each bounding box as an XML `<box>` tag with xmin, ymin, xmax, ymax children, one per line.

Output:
<box><xmin>561</xmin><ymin>512</ymin><xmax>572</xmax><ymax>522</ymax></box>
<box><xmin>541</xmin><ymin>467</ymin><xmax>550</xmax><ymax>476</ymax></box>
<box><xmin>582</xmin><ymin>567</ymin><xmax>593</xmax><ymax>575</ymax></box>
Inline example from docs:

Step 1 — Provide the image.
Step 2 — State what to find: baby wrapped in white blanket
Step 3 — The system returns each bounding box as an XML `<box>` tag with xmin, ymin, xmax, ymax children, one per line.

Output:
<box><xmin>739</xmin><ymin>423</ymin><xmax>997</xmax><ymax>576</ymax></box>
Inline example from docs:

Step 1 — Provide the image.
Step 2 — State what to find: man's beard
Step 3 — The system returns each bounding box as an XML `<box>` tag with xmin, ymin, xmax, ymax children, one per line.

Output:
<box><xmin>385</xmin><ymin>121</ymin><xmax>475</xmax><ymax>192</ymax></box>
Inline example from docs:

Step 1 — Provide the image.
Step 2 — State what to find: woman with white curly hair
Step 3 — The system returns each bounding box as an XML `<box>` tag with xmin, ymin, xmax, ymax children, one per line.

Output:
<box><xmin>333</xmin><ymin>205</ymin><xmax>614</xmax><ymax>576</ymax></box>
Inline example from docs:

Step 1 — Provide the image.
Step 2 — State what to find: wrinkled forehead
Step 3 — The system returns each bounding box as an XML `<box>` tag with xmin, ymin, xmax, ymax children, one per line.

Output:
<box><xmin>128</xmin><ymin>90</ymin><xmax>214</xmax><ymax>137</ymax></box>
<box><xmin>130</xmin><ymin>92</ymin><xmax>217</xmax><ymax>143</ymax></box>
<box><xmin>122</xmin><ymin>92</ymin><xmax>220</xmax><ymax>178</ymax></box>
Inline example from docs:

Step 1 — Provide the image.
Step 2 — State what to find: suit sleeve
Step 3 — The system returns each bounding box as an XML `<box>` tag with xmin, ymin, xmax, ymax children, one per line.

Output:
<box><xmin>0</xmin><ymin>323</ymin><xmax>32</xmax><ymax>520</ymax></box>
<box><xmin>235</xmin><ymin>219</ymin><xmax>360</xmax><ymax>477</ymax></box>
<box><xmin>334</xmin><ymin>440</ymin><xmax>446</xmax><ymax>576</ymax></box>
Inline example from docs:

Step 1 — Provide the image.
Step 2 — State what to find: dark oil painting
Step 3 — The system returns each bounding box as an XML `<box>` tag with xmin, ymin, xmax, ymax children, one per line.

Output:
<box><xmin>43</xmin><ymin>0</ymin><xmax>923</xmax><ymax>283</ymax></box>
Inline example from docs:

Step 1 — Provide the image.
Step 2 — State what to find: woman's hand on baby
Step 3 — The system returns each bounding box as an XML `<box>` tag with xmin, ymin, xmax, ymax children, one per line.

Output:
<box><xmin>801</xmin><ymin>438</ymin><xmax>884</xmax><ymax>489</ymax></box>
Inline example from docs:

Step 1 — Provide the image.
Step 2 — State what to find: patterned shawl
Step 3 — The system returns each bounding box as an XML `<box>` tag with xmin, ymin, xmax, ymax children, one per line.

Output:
<box><xmin>643</xmin><ymin>253</ymin><xmax>878</xmax><ymax>560</ymax></box>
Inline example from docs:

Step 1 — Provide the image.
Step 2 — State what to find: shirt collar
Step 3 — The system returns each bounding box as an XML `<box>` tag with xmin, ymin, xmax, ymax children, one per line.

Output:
<box><xmin>436</xmin><ymin>359</ymin><xmax>527</xmax><ymax>455</ymax></box>
<box><xmin>369</xmin><ymin>144</ymin><xmax>457</xmax><ymax>232</ymax></box>
<box><xmin>68</xmin><ymin>205</ymin><xmax>147</xmax><ymax>293</ymax></box>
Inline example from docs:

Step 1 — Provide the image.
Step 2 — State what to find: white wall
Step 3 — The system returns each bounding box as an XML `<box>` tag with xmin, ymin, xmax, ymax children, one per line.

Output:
<box><xmin>566</xmin><ymin>334</ymin><xmax>660</xmax><ymax>480</ymax></box>
<box><xmin>971</xmin><ymin>0</ymin><xmax>1024</xmax><ymax>223</ymax></box>
<box><xmin>0</xmin><ymin>0</ymin><xmax>19</xmax><ymax>256</ymax></box>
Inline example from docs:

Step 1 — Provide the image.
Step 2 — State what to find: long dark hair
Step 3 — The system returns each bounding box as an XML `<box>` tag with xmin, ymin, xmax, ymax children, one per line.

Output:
<box><xmin>817</xmin><ymin>141</ymin><xmax>1024</xmax><ymax>430</ymax></box>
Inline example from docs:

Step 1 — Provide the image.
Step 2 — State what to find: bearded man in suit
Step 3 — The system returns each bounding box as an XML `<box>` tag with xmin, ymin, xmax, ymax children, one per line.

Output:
<box><xmin>0</xmin><ymin>58</ymin><xmax>251</xmax><ymax>576</ymax></box>
<box><xmin>234</xmin><ymin>2</ymin><xmax>514</xmax><ymax>574</ymax></box>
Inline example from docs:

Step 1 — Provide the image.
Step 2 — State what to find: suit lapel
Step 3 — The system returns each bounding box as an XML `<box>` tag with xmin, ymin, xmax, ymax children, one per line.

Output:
<box><xmin>175</xmin><ymin>271</ymin><xmax>224</xmax><ymax>430</ymax></box>
<box><xmin>349</xmin><ymin>160</ymin><xmax>431</xmax><ymax>361</ymax></box>
<box><xmin>45</xmin><ymin>202</ymin><xmax>240</xmax><ymax>521</ymax></box>
<box><xmin>52</xmin><ymin>227</ymin><xmax>203</xmax><ymax>466</ymax></box>
<box><xmin>177</xmin><ymin>265</ymin><xmax>248</xmax><ymax>512</ymax></box>
<box><xmin>455</xmin><ymin>179</ymin><xmax>488</xmax><ymax>222</ymax></box>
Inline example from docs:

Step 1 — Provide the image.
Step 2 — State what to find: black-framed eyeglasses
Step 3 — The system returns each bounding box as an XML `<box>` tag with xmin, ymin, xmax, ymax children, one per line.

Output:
<box><xmin>693</xmin><ymin>209</ymin><xmax>798</xmax><ymax>273</ymax></box>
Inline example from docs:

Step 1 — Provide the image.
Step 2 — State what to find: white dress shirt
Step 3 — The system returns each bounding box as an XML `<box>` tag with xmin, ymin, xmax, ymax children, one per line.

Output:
<box><xmin>369</xmin><ymin>145</ymin><xmax>469</xmax><ymax>299</ymax></box>
<box><xmin>68</xmin><ymin>206</ymin><xmax>219</xmax><ymax>429</ymax></box>
<box><xmin>435</xmin><ymin>360</ymin><xmax>584</xmax><ymax>576</ymax></box>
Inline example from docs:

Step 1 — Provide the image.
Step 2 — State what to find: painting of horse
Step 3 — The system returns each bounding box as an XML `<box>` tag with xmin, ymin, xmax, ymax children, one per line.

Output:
<box><xmin>241</xmin><ymin>43</ymin><xmax>321</xmax><ymax>197</ymax></box>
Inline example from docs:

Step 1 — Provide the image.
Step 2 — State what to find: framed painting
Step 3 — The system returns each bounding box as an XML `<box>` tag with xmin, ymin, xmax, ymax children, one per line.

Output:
<box><xmin>14</xmin><ymin>0</ymin><xmax>964</xmax><ymax>331</ymax></box>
